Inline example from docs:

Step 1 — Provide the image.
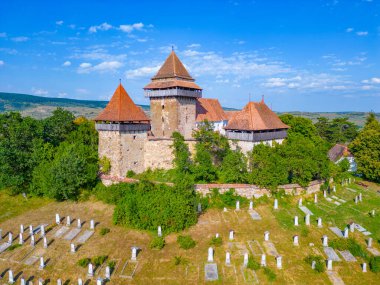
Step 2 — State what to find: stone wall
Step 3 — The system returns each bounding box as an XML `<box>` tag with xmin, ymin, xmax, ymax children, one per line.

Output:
<box><xmin>231</xmin><ymin>138</ymin><xmax>285</xmax><ymax>154</ymax></box>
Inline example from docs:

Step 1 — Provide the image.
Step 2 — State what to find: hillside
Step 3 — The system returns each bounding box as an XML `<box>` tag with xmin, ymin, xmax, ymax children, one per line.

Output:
<box><xmin>0</xmin><ymin>92</ymin><xmax>378</xmax><ymax>127</ymax></box>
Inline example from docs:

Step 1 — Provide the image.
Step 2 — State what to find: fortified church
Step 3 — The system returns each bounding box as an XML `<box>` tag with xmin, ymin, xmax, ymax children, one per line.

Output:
<box><xmin>95</xmin><ymin>51</ymin><xmax>289</xmax><ymax>178</ymax></box>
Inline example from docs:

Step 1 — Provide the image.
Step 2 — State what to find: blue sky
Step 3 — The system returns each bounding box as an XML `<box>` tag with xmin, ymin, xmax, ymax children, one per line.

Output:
<box><xmin>0</xmin><ymin>0</ymin><xmax>379</xmax><ymax>112</ymax></box>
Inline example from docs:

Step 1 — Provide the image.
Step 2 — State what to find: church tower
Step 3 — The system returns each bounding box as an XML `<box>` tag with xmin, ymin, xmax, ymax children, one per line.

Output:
<box><xmin>144</xmin><ymin>50</ymin><xmax>202</xmax><ymax>139</ymax></box>
<box><xmin>95</xmin><ymin>83</ymin><xmax>150</xmax><ymax>177</ymax></box>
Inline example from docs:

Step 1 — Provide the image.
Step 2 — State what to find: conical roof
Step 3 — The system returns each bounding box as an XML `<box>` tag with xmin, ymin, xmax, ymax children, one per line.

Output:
<box><xmin>225</xmin><ymin>101</ymin><xmax>289</xmax><ymax>131</ymax></box>
<box><xmin>151</xmin><ymin>50</ymin><xmax>193</xmax><ymax>80</ymax></box>
<box><xmin>95</xmin><ymin>83</ymin><xmax>150</xmax><ymax>122</ymax></box>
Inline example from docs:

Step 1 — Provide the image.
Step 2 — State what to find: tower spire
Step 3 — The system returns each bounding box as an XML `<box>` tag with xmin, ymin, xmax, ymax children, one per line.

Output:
<box><xmin>261</xmin><ymin>95</ymin><xmax>265</xmax><ymax>103</ymax></box>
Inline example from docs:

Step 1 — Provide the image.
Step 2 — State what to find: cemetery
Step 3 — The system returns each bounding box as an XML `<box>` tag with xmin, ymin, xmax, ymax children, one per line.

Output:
<box><xmin>0</xmin><ymin>179</ymin><xmax>379</xmax><ymax>284</ymax></box>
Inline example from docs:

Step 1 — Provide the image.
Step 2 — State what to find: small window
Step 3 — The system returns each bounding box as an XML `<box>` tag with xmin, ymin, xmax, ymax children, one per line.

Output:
<box><xmin>162</xmin><ymin>117</ymin><xmax>164</xmax><ymax>122</ymax></box>
<box><xmin>133</xmin><ymin>135</ymin><xmax>136</xmax><ymax>140</ymax></box>
<box><xmin>162</xmin><ymin>105</ymin><xmax>165</xmax><ymax>109</ymax></box>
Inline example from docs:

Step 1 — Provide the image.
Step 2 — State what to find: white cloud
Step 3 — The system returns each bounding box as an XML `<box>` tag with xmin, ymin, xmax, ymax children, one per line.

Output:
<box><xmin>125</xmin><ymin>65</ymin><xmax>160</xmax><ymax>79</ymax></box>
<box><xmin>11</xmin><ymin>36</ymin><xmax>29</xmax><ymax>42</ymax></box>
<box><xmin>0</xmin><ymin>60</ymin><xmax>4</xmax><ymax>66</ymax></box>
<box><xmin>0</xmin><ymin>32</ymin><xmax>6</xmax><ymax>38</ymax></box>
<box><xmin>78</xmin><ymin>61</ymin><xmax>122</xmax><ymax>74</ymax></box>
<box><xmin>346</xmin><ymin>27</ymin><xmax>354</xmax><ymax>33</ymax></box>
<box><xmin>70</xmin><ymin>47</ymin><xmax>127</xmax><ymax>61</ymax></box>
<box><xmin>56</xmin><ymin>20</ymin><xmax>64</xmax><ymax>25</ymax></box>
<box><xmin>32</xmin><ymin>88</ymin><xmax>48</xmax><ymax>96</ymax></box>
<box><xmin>62</xmin><ymin>61</ymin><xmax>71</xmax><ymax>67</ymax></box>
<box><xmin>119</xmin><ymin>22</ymin><xmax>144</xmax><ymax>33</ymax></box>
<box><xmin>362</xmin><ymin>77</ymin><xmax>380</xmax><ymax>84</ymax></box>
<box><xmin>356</xmin><ymin>31</ymin><xmax>368</xmax><ymax>36</ymax></box>
<box><xmin>89</xmin><ymin>22</ymin><xmax>113</xmax><ymax>33</ymax></box>
<box><xmin>76</xmin><ymin>88</ymin><xmax>89</xmax><ymax>94</ymax></box>
<box><xmin>187</xmin><ymin>43</ymin><xmax>201</xmax><ymax>48</ymax></box>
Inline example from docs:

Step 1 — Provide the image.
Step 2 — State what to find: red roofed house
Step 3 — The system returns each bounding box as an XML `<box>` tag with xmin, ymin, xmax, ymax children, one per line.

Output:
<box><xmin>95</xmin><ymin>50</ymin><xmax>290</xmax><ymax>178</ymax></box>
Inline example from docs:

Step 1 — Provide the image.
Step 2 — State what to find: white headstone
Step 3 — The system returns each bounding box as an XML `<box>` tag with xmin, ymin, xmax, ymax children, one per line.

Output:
<box><xmin>8</xmin><ymin>232</ymin><xmax>13</xmax><ymax>244</ymax></box>
<box><xmin>105</xmin><ymin>266</ymin><xmax>111</xmax><ymax>279</ymax></box>
<box><xmin>367</xmin><ymin>238</ymin><xmax>373</xmax><ymax>248</ymax></box>
<box><xmin>243</xmin><ymin>252</ymin><xmax>249</xmax><ymax>267</ymax></box>
<box><xmin>305</xmin><ymin>214</ymin><xmax>310</xmax><ymax>226</ymax></box>
<box><xmin>293</xmin><ymin>235</ymin><xmax>299</xmax><ymax>246</ymax></box>
<box><xmin>40</xmin><ymin>225</ymin><xmax>45</xmax><ymax>237</ymax></box>
<box><xmin>264</xmin><ymin>231</ymin><xmax>269</xmax><ymax>241</ymax></box>
<box><xmin>223</xmin><ymin>207</ymin><xmax>227</xmax><ymax>212</ymax></box>
<box><xmin>327</xmin><ymin>259</ymin><xmax>332</xmax><ymax>270</ymax></box>
<box><xmin>71</xmin><ymin>243</ymin><xmax>76</xmax><ymax>253</ymax></box>
<box><xmin>355</xmin><ymin>196</ymin><xmax>358</xmax><ymax>204</ymax></box>
<box><xmin>21</xmin><ymin>277</ymin><xmax>26</xmax><ymax>285</ymax></box>
<box><xmin>225</xmin><ymin>252</ymin><xmax>231</xmax><ymax>265</ymax></box>
<box><xmin>344</xmin><ymin>227</ymin><xmax>349</xmax><ymax>238</ymax></box>
<box><xmin>78</xmin><ymin>279</ymin><xmax>83</xmax><ymax>285</ymax></box>
<box><xmin>371</xmin><ymin>209</ymin><xmax>375</xmax><ymax>217</ymax></box>
<box><xmin>131</xmin><ymin>247</ymin><xmax>137</xmax><ymax>261</ymax></box>
<box><xmin>323</xmin><ymin>235</ymin><xmax>328</xmax><ymax>247</ymax></box>
<box><xmin>294</xmin><ymin>216</ymin><xmax>299</xmax><ymax>226</ymax></box>
<box><xmin>362</xmin><ymin>263</ymin><xmax>367</xmax><ymax>272</ymax></box>
<box><xmin>90</xmin><ymin>219</ymin><xmax>95</xmax><ymax>230</ymax></box>
<box><xmin>359</xmin><ymin>193</ymin><xmax>362</xmax><ymax>202</ymax></box>
<box><xmin>350</xmin><ymin>222</ymin><xmax>355</xmax><ymax>232</ymax></box>
<box><xmin>276</xmin><ymin>255</ymin><xmax>282</xmax><ymax>269</ymax></box>
<box><xmin>77</xmin><ymin>219</ymin><xmax>81</xmax><ymax>229</ymax></box>
<box><xmin>323</xmin><ymin>190</ymin><xmax>327</xmax><ymax>198</ymax></box>
<box><xmin>249</xmin><ymin>201</ymin><xmax>253</xmax><ymax>210</ymax></box>
<box><xmin>298</xmin><ymin>198</ymin><xmax>302</xmax><ymax>207</ymax></box>
<box><xmin>215</xmin><ymin>233</ymin><xmax>219</xmax><ymax>238</ymax></box>
<box><xmin>317</xmin><ymin>217</ymin><xmax>322</xmax><ymax>228</ymax></box>
<box><xmin>38</xmin><ymin>279</ymin><xmax>43</xmax><ymax>285</ymax></box>
<box><xmin>96</xmin><ymin>278</ymin><xmax>102</xmax><ymax>285</ymax></box>
<box><xmin>39</xmin><ymin>256</ymin><xmax>45</xmax><ymax>269</ymax></box>
<box><xmin>29</xmin><ymin>225</ymin><xmax>33</xmax><ymax>235</ymax></box>
<box><xmin>57</xmin><ymin>279</ymin><xmax>62</xmax><ymax>285</ymax></box>
<box><xmin>197</xmin><ymin>203</ymin><xmax>202</xmax><ymax>213</ymax></box>
<box><xmin>19</xmin><ymin>233</ymin><xmax>23</xmax><ymax>245</ymax></box>
<box><xmin>55</xmin><ymin>213</ymin><xmax>60</xmax><ymax>224</ymax></box>
<box><xmin>20</xmin><ymin>224</ymin><xmax>24</xmax><ymax>234</ymax></box>
<box><xmin>333</xmin><ymin>186</ymin><xmax>336</xmax><ymax>192</ymax></box>
<box><xmin>158</xmin><ymin>226</ymin><xmax>162</xmax><ymax>237</ymax></box>
<box><xmin>236</xmin><ymin>201</ymin><xmax>240</xmax><ymax>211</ymax></box>
<box><xmin>66</xmin><ymin>216</ymin><xmax>71</xmax><ymax>226</ymax></box>
<box><xmin>8</xmin><ymin>270</ymin><xmax>14</xmax><ymax>284</ymax></box>
<box><xmin>0</xmin><ymin>228</ymin><xmax>2</xmax><ymax>240</ymax></box>
<box><xmin>261</xmin><ymin>254</ymin><xmax>266</xmax><ymax>266</ymax></box>
<box><xmin>208</xmin><ymin>247</ymin><xmax>214</xmax><ymax>262</ymax></box>
<box><xmin>274</xmin><ymin>199</ymin><xmax>278</xmax><ymax>210</ymax></box>
<box><xmin>88</xmin><ymin>263</ymin><xmax>94</xmax><ymax>277</ymax></box>
<box><xmin>229</xmin><ymin>230</ymin><xmax>234</xmax><ymax>241</ymax></box>
<box><xmin>311</xmin><ymin>260</ymin><xmax>316</xmax><ymax>269</ymax></box>
<box><xmin>43</xmin><ymin>236</ymin><xmax>48</xmax><ymax>248</ymax></box>
<box><xmin>314</xmin><ymin>194</ymin><xmax>318</xmax><ymax>204</ymax></box>
<box><xmin>31</xmin><ymin>234</ymin><xmax>35</xmax><ymax>246</ymax></box>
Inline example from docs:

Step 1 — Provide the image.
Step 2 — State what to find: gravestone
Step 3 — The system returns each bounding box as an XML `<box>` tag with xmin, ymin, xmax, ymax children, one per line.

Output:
<box><xmin>204</xmin><ymin>263</ymin><xmax>218</xmax><ymax>281</ymax></box>
<box><xmin>66</xmin><ymin>216</ymin><xmax>71</xmax><ymax>226</ymax></box>
<box><xmin>8</xmin><ymin>232</ymin><xmax>13</xmax><ymax>244</ymax></box>
<box><xmin>88</xmin><ymin>263</ymin><xmax>94</xmax><ymax>277</ymax></box>
<box><xmin>21</xmin><ymin>278</ymin><xmax>26</xmax><ymax>285</ymax></box>
<box><xmin>327</xmin><ymin>259</ymin><xmax>332</xmax><ymax>270</ymax></box>
<box><xmin>8</xmin><ymin>270</ymin><xmax>14</xmax><ymax>284</ymax></box>
<box><xmin>0</xmin><ymin>228</ymin><xmax>2</xmax><ymax>240</ymax></box>
<box><xmin>349</xmin><ymin>222</ymin><xmax>355</xmax><ymax>232</ymax></box>
<box><xmin>274</xmin><ymin>199</ymin><xmax>278</xmax><ymax>210</ymax></box>
<box><xmin>324</xmin><ymin>190</ymin><xmax>327</xmax><ymax>198</ymax></box>
<box><xmin>261</xmin><ymin>254</ymin><xmax>266</xmax><ymax>266</ymax></box>
<box><xmin>225</xmin><ymin>252</ymin><xmax>231</xmax><ymax>265</ymax></box>
<box><xmin>355</xmin><ymin>196</ymin><xmax>358</xmax><ymax>204</ymax></box>
<box><xmin>317</xmin><ymin>217</ymin><xmax>322</xmax><ymax>228</ymax></box>
<box><xmin>343</xmin><ymin>228</ymin><xmax>349</xmax><ymax>238</ymax></box>
<box><xmin>90</xmin><ymin>219</ymin><xmax>95</xmax><ymax>230</ymax></box>
<box><xmin>243</xmin><ymin>252</ymin><xmax>248</xmax><ymax>267</ymax></box>
<box><xmin>362</xmin><ymin>263</ymin><xmax>367</xmax><ymax>272</ymax></box>
<box><xmin>294</xmin><ymin>216</ymin><xmax>299</xmax><ymax>226</ymax></box>
<box><xmin>298</xmin><ymin>198</ymin><xmax>302</xmax><ymax>207</ymax></box>
<box><xmin>229</xmin><ymin>230</ymin><xmax>234</xmax><ymax>241</ymax></box>
<box><xmin>236</xmin><ymin>201</ymin><xmax>240</xmax><ymax>211</ymax></box>
<box><xmin>31</xmin><ymin>234</ymin><xmax>35</xmax><ymax>246</ymax></box>
<box><xmin>305</xmin><ymin>214</ymin><xmax>310</xmax><ymax>226</ymax></box>
<box><xmin>197</xmin><ymin>203</ymin><xmax>202</xmax><ymax>213</ymax></box>
<box><xmin>57</xmin><ymin>279</ymin><xmax>62</xmax><ymax>285</ymax></box>
<box><xmin>105</xmin><ymin>265</ymin><xmax>111</xmax><ymax>279</ymax></box>
<box><xmin>276</xmin><ymin>256</ymin><xmax>282</xmax><ymax>269</ymax></box>
<box><xmin>96</xmin><ymin>278</ymin><xmax>102</xmax><ymax>285</ymax></box>
<box><xmin>71</xmin><ymin>243</ymin><xmax>76</xmax><ymax>253</ymax></box>
<box><xmin>38</xmin><ymin>279</ymin><xmax>43</xmax><ymax>285</ymax></box>
<box><xmin>40</xmin><ymin>225</ymin><xmax>45</xmax><ymax>237</ymax></box>
<box><xmin>293</xmin><ymin>235</ymin><xmax>299</xmax><ymax>246</ymax></box>
<box><xmin>367</xmin><ymin>238</ymin><xmax>373</xmax><ymax>248</ymax></box>
<box><xmin>314</xmin><ymin>194</ymin><xmax>318</xmax><ymax>204</ymax></box>
<box><xmin>208</xmin><ymin>247</ymin><xmax>214</xmax><ymax>262</ymax></box>
<box><xmin>56</xmin><ymin>213</ymin><xmax>60</xmax><ymax>225</ymax></box>
<box><xmin>20</xmin><ymin>224</ymin><xmax>24</xmax><ymax>234</ymax></box>
<box><xmin>77</xmin><ymin>219</ymin><xmax>81</xmax><ymax>229</ymax></box>
<box><xmin>333</xmin><ymin>186</ymin><xmax>336</xmax><ymax>192</ymax></box>
<box><xmin>19</xmin><ymin>233</ymin><xmax>23</xmax><ymax>245</ymax></box>
<box><xmin>323</xmin><ymin>235</ymin><xmax>328</xmax><ymax>247</ymax></box>
<box><xmin>215</xmin><ymin>233</ymin><xmax>219</xmax><ymax>238</ymax></box>
<box><xmin>78</xmin><ymin>279</ymin><xmax>83</xmax><ymax>285</ymax></box>
<box><xmin>131</xmin><ymin>247</ymin><xmax>137</xmax><ymax>261</ymax></box>
<box><xmin>264</xmin><ymin>231</ymin><xmax>269</xmax><ymax>241</ymax></box>
<box><xmin>359</xmin><ymin>193</ymin><xmax>362</xmax><ymax>202</ymax></box>
<box><xmin>158</xmin><ymin>226</ymin><xmax>162</xmax><ymax>237</ymax></box>
<box><xmin>371</xmin><ymin>209</ymin><xmax>375</xmax><ymax>217</ymax></box>
<box><xmin>249</xmin><ymin>201</ymin><xmax>253</xmax><ymax>210</ymax></box>
<box><xmin>43</xmin><ymin>236</ymin><xmax>48</xmax><ymax>248</ymax></box>
<box><xmin>39</xmin><ymin>256</ymin><xmax>45</xmax><ymax>270</ymax></box>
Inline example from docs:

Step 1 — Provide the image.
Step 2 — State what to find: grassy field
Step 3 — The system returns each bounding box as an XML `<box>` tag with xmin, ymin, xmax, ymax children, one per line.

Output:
<box><xmin>0</xmin><ymin>181</ymin><xmax>379</xmax><ymax>284</ymax></box>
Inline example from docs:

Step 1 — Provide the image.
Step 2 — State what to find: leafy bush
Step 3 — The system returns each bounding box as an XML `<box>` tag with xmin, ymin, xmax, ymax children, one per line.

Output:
<box><xmin>150</xmin><ymin>237</ymin><xmax>165</xmax><ymax>250</ymax></box>
<box><xmin>126</xmin><ymin>170</ymin><xmax>136</xmax><ymax>178</ymax></box>
<box><xmin>210</xmin><ymin>236</ymin><xmax>223</xmax><ymax>247</ymax></box>
<box><xmin>113</xmin><ymin>181</ymin><xmax>197</xmax><ymax>234</ymax></box>
<box><xmin>100</xmin><ymin>227</ymin><xmax>110</xmax><ymax>236</ymax></box>
<box><xmin>304</xmin><ymin>255</ymin><xmax>325</xmax><ymax>273</ymax></box>
<box><xmin>92</xmin><ymin>255</ymin><xmax>108</xmax><ymax>266</ymax></box>
<box><xmin>369</xmin><ymin>256</ymin><xmax>380</xmax><ymax>273</ymax></box>
<box><xmin>174</xmin><ymin>255</ymin><xmax>188</xmax><ymax>266</ymax></box>
<box><xmin>77</xmin><ymin>258</ymin><xmax>91</xmax><ymax>267</ymax></box>
<box><xmin>177</xmin><ymin>235</ymin><xmax>196</xmax><ymax>250</ymax></box>
<box><xmin>94</xmin><ymin>182</ymin><xmax>130</xmax><ymax>205</ymax></box>
<box><xmin>247</xmin><ymin>256</ymin><xmax>261</xmax><ymax>270</ymax></box>
<box><xmin>301</xmin><ymin>228</ymin><xmax>309</xmax><ymax>237</ymax></box>
<box><xmin>329</xmin><ymin>238</ymin><xmax>367</xmax><ymax>258</ymax></box>
<box><xmin>7</xmin><ymin>244</ymin><xmax>22</xmax><ymax>251</ymax></box>
<box><xmin>99</xmin><ymin>156</ymin><xmax>111</xmax><ymax>174</ymax></box>
<box><xmin>108</xmin><ymin>260</ymin><xmax>116</xmax><ymax>271</ymax></box>
<box><xmin>263</xmin><ymin>267</ymin><xmax>277</xmax><ymax>282</ymax></box>
<box><xmin>207</xmin><ymin>188</ymin><xmax>248</xmax><ymax>209</ymax></box>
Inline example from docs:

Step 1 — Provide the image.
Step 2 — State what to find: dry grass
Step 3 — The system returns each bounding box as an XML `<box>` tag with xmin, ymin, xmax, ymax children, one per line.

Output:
<box><xmin>0</xmin><ymin>183</ymin><xmax>379</xmax><ymax>284</ymax></box>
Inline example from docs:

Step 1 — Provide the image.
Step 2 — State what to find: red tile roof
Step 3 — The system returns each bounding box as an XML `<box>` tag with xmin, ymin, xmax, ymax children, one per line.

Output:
<box><xmin>151</xmin><ymin>50</ymin><xmax>193</xmax><ymax>81</ymax></box>
<box><xmin>95</xmin><ymin>83</ymin><xmax>150</xmax><ymax>123</ymax></box>
<box><xmin>225</xmin><ymin>101</ymin><xmax>289</xmax><ymax>131</ymax></box>
<box><xmin>196</xmin><ymin>98</ymin><xmax>227</xmax><ymax>122</ymax></box>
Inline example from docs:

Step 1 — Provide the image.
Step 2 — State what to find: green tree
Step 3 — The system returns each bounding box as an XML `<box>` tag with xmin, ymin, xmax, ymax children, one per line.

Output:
<box><xmin>350</xmin><ymin>113</ymin><xmax>380</xmax><ymax>182</ymax></box>
<box><xmin>43</xmin><ymin>107</ymin><xmax>76</xmax><ymax>146</ymax></box>
<box><xmin>315</xmin><ymin>117</ymin><xmax>330</xmax><ymax>139</ymax></box>
<box><xmin>193</xmin><ymin>143</ymin><xmax>217</xmax><ymax>183</ymax></box>
<box><xmin>171</xmin><ymin>132</ymin><xmax>193</xmax><ymax>176</ymax></box>
<box><xmin>279</xmin><ymin>114</ymin><xmax>318</xmax><ymax>140</ymax></box>
<box><xmin>219</xmin><ymin>147</ymin><xmax>248</xmax><ymax>183</ymax></box>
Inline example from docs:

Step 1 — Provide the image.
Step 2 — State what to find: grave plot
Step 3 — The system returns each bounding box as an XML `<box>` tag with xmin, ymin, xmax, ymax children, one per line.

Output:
<box><xmin>323</xmin><ymin>247</ymin><xmax>341</xmax><ymax>262</ymax></box>
<box><xmin>327</xmin><ymin>271</ymin><xmax>345</xmax><ymax>285</ymax></box>
<box><xmin>233</xmin><ymin>210</ymin><xmax>249</xmax><ymax>224</ymax></box>
<box><xmin>248</xmin><ymin>210</ymin><xmax>262</xmax><ymax>221</ymax></box>
<box><xmin>299</xmin><ymin>206</ymin><xmax>313</xmax><ymax>216</ymax></box>
<box><xmin>338</xmin><ymin>250</ymin><xmax>356</xmax><ymax>262</ymax></box>
<box><xmin>247</xmin><ymin>240</ymin><xmax>264</xmax><ymax>256</ymax></box>
<box><xmin>76</xmin><ymin>230</ymin><xmax>94</xmax><ymax>243</ymax></box>
<box><xmin>354</xmin><ymin>224</ymin><xmax>372</xmax><ymax>236</ymax></box>
<box><xmin>345</xmin><ymin>187</ymin><xmax>357</xmax><ymax>193</ymax></box>
<box><xmin>331</xmin><ymin>196</ymin><xmax>347</xmax><ymax>204</ymax></box>
<box><xmin>185</xmin><ymin>264</ymin><xmax>200</xmax><ymax>282</ymax></box>
<box><xmin>119</xmin><ymin>260</ymin><xmax>139</xmax><ymax>279</ymax></box>
<box><xmin>263</xmin><ymin>241</ymin><xmax>279</xmax><ymax>256</ymax></box>
<box><xmin>54</xmin><ymin>226</ymin><xmax>70</xmax><ymax>238</ymax></box>
<box><xmin>221</xmin><ymin>210</ymin><xmax>239</xmax><ymax>224</ymax></box>
<box><xmin>241</xmin><ymin>266</ymin><xmax>259</xmax><ymax>284</ymax></box>
<box><xmin>207</xmin><ymin>212</ymin><xmax>222</xmax><ymax>224</ymax></box>
<box><xmin>9</xmin><ymin>244</ymin><xmax>34</xmax><ymax>263</ymax></box>
<box><xmin>329</xmin><ymin>227</ymin><xmax>344</xmax><ymax>237</ymax></box>
<box><xmin>228</xmin><ymin>242</ymin><xmax>248</xmax><ymax>255</ymax></box>
<box><xmin>367</xmin><ymin>247</ymin><xmax>380</xmax><ymax>256</ymax></box>
<box><xmin>204</xmin><ymin>263</ymin><xmax>218</xmax><ymax>281</ymax></box>
<box><xmin>222</xmin><ymin>265</ymin><xmax>238</xmax><ymax>283</ymax></box>
<box><xmin>63</xmin><ymin>228</ymin><xmax>81</xmax><ymax>241</ymax></box>
<box><xmin>0</xmin><ymin>242</ymin><xmax>11</xmax><ymax>254</ymax></box>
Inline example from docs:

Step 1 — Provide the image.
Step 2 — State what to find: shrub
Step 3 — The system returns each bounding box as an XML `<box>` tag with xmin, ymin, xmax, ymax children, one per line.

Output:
<box><xmin>126</xmin><ymin>170</ymin><xmax>136</xmax><ymax>178</ymax></box>
<box><xmin>369</xmin><ymin>256</ymin><xmax>380</xmax><ymax>273</ymax></box>
<box><xmin>208</xmin><ymin>188</ymin><xmax>248</xmax><ymax>209</ymax></box>
<box><xmin>77</xmin><ymin>258</ymin><xmax>91</xmax><ymax>267</ymax></box>
<box><xmin>304</xmin><ymin>255</ymin><xmax>325</xmax><ymax>273</ymax></box>
<box><xmin>100</xmin><ymin>227</ymin><xmax>110</xmax><ymax>236</ymax></box>
<box><xmin>174</xmin><ymin>256</ymin><xmax>188</xmax><ymax>266</ymax></box>
<box><xmin>301</xmin><ymin>228</ymin><xmax>309</xmax><ymax>237</ymax></box>
<box><xmin>108</xmin><ymin>260</ymin><xmax>116</xmax><ymax>271</ymax></box>
<box><xmin>329</xmin><ymin>238</ymin><xmax>367</xmax><ymax>258</ymax></box>
<box><xmin>7</xmin><ymin>244</ymin><xmax>22</xmax><ymax>251</ymax></box>
<box><xmin>263</xmin><ymin>267</ymin><xmax>277</xmax><ymax>282</ymax></box>
<box><xmin>177</xmin><ymin>235</ymin><xmax>196</xmax><ymax>250</ymax></box>
<box><xmin>150</xmin><ymin>237</ymin><xmax>165</xmax><ymax>250</ymax></box>
<box><xmin>210</xmin><ymin>236</ymin><xmax>223</xmax><ymax>247</ymax></box>
<box><xmin>247</xmin><ymin>256</ymin><xmax>261</xmax><ymax>270</ymax></box>
<box><xmin>99</xmin><ymin>156</ymin><xmax>111</xmax><ymax>174</ymax></box>
<box><xmin>92</xmin><ymin>255</ymin><xmax>108</xmax><ymax>266</ymax></box>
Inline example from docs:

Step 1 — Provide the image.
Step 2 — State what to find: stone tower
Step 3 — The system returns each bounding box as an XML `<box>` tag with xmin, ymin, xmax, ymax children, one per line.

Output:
<box><xmin>144</xmin><ymin>50</ymin><xmax>202</xmax><ymax>139</ymax></box>
<box><xmin>95</xmin><ymin>83</ymin><xmax>150</xmax><ymax>177</ymax></box>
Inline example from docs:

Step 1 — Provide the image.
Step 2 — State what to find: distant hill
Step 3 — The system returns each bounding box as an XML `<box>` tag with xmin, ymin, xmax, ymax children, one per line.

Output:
<box><xmin>0</xmin><ymin>92</ymin><xmax>378</xmax><ymax>127</ymax></box>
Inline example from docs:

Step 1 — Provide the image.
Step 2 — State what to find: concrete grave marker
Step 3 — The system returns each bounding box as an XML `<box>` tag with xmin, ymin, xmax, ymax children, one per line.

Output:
<box><xmin>57</xmin><ymin>279</ymin><xmax>62</xmax><ymax>285</ymax></box>
<box><xmin>105</xmin><ymin>265</ymin><xmax>111</xmax><ymax>279</ymax></box>
<box><xmin>367</xmin><ymin>238</ymin><xmax>373</xmax><ymax>248</ymax></box>
<box><xmin>30</xmin><ymin>234</ymin><xmax>35</xmax><ymax>246</ymax></box>
<box><xmin>261</xmin><ymin>254</ymin><xmax>266</xmax><ymax>266</ymax></box>
<box><xmin>249</xmin><ymin>201</ymin><xmax>253</xmax><ymax>210</ymax></box>
<box><xmin>63</xmin><ymin>228</ymin><xmax>81</xmax><ymax>241</ymax></box>
<box><xmin>88</xmin><ymin>263</ymin><xmax>94</xmax><ymax>277</ymax></box>
<box><xmin>293</xmin><ymin>235</ymin><xmax>299</xmax><ymax>246</ymax></box>
<box><xmin>204</xmin><ymin>263</ymin><xmax>218</xmax><ymax>281</ymax></box>
<box><xmin>38</xmin><ymin>279</ymin><xmax>43</xmax><ymax>285</ymax></box>
<box><xmin>8</xmin><ymin>232</ymin><xmax>13</xmax><ymax>244</ymax></box>
<box><xmin>90</xmin><ymin>219</ymin><xmax>95</xmax><ymax>230</ymax></box>
<box><xmin>264</xmin><ymin>231</ymin><xmax>269</xmax><ymax>241</ymax></box>
<box><xmin>131</xmin><ymin>247</ymin><xmax>138</xmax><ymax>261</ymax></box>
<box><xmin>20</xmin><ymin>224</ymin><xmax>24</xmax><ymax>234</ymax></box>
<box><xmin>197</xmin><ymin>203</ymin><xmax>202</xmax><ymax>213</ymax></box>
<box><xmin>362</xmin><ymin>263</ymin><xmax>367</xmax><ymax>272</ymax></box>
<box><xmin>243</xmin><ymin>252</ymin><xmax>249</xmax><ymax>267</ymax></box>
<box><xmin>208</xmin><ymin>247</ymin><xmax>214</xmax><ymax>262</ymax></box>
<box><xmin>349</xmin><ymin>222</ymin><xmax>355</xmax><ymax>232</ymax></box>
<box><xmin>236</xmin><ymin>200</ymin><xmax>240</xmax><ymax>211</ymax></box>
<box><xmin>77</xmin><ymin>219</ymin><xmax>81</xmax><ymax>229</ymax></box>
<box><xmin>77</xmin><ymin>230</ymin><xmax>94</xmax><ymax>243</ymax></box>
<box><xmin>327</xmin><ymin>259</ymin><xmax>333</xmax><ymax>270</ymax></box>
<box><xmin>225</xmin><ymin>252</ymin><xmax>231</xmax><ymax>265</ymax></box>
<box><xmin>324</xmin><ymin>190</ymin><xmax>327</xmax><ymax>198</ymax></box>
<box><xmin>66</xmin><ymin>216</ymin><xmax>71</xmax><ymax>226</ymax></box>
<box><xmin>71</xmin><ymin>243</ymin><xmax>76</xmax><ymax>253</ymax></box>
<box><xmin>8</xmin><ymin>270</ymin><xmax>14</xmax><ymax>284</ymax></box>
<box><xmin>314</xmin><ymin>194</ymin><xmax>318</xmax><ymax>204</ymax></box>
<box><xmin>323</xmin><ymin>235</ymin><xmax>328</xmax><ymax>247</ymax></box>
<box><xmin>158</xmin><ymin>226</ymin><xmax>162</xmax><ymax>237</ymax></box>
<box><xmin>229</xmin><ymin>230</ymin><xmax>234</xmax><ymax>241</ymax></box>
<box><xmin>276</xmin><ymin>256</ymin><xmax>282</xmax><ymax>269</ymax></box>
<box><xmin>96</xmin><ymin>278</ymin><xmax>102</xmax><ymax>285</ymax></box>
<box><xmin>339</xmin><ymin>250</ymin><xmax>357</xmax><ymax>262</ymax></box>
<box><xmin>324</xmin><ymin>247</ymin><xmax>341</xmax><ymax>261</ymax></box>
<box><xmin>305</xmin><ymin>214</ymin><xmax>310</xmax><ymax>226</ymax></box>
<box><xmin>78</xmin><ymin>278</ymin><xmax>83</xmax><ymax>285</ymax></box>
<box><xmin>19</xmin><ymin>233</ymin><xmax>23</xmax><ymax>245</ymax></box>
<box><xmin>274</xmin><ymin>199</ymin><xmax>278</xmax><ymax>210</ymax></box>
<box><xmin>21</xmin><ymin>277</ymin><xmax>26</xmax><ymax>285</ymax></box>
<box><xmin>43</xmin><ymin>236</ymin><xmax>48</xmax><ymax>248</ymax></box>
<box><xmin>40</xmin><ymin>225</ymin><xmax>45</xmax><ymax>237</ymax></box>
<box><xmin>329</xmin><ymin>227</ymin><xmax>344</xmax><ymax>237</ymax></box>
<box><xmin>39</xmin><ymin>256</ymin><xmax>45</xmax><ymax>269</ymax></box>
<box><xmin>55</xmin><ymin>213</ymin><xmax>60</xmax><ymax>225</ymax></box>
<box><xmin>343</xmin><ymin>228</ymin><xmax>349</xmax><ymax>238</ymax></box>
<box><xmin>294</xmin><ymin>216</ymin><xmax>299</xmax><ymax>226</ymax></box>
<box><xmin>317</xmin><ymin>217</ymin><xmax>322</xmax><ymax>228</ymax></box>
